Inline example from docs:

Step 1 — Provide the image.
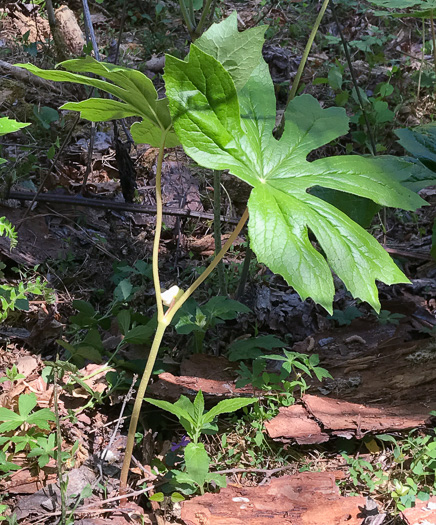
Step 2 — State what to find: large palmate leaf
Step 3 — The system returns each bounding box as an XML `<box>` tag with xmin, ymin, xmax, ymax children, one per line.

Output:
<box><xmin>164</xmin><ymin>46</ymin><xmax>425</xmax><ymax>313</ymax></box>
<box><xmin>17</xmin><ymin>56</ymin><xmax>179</xmax><ymax>147</ymax></box>
<box><xmin>195</xmin><ymin>11</ymin><xmax>267</xmax><ymax>91</ymax></box>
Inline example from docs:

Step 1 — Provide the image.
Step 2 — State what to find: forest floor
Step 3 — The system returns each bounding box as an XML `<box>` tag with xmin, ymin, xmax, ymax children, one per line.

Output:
<box><xmin>1</xmin><ymin>0</ymin><xmax>436</xmax><ymax>524</ymax></box>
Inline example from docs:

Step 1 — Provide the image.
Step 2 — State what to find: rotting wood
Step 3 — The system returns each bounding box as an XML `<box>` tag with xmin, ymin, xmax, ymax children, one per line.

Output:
<box><xmin>265</xmin><ymin>394</ymin><xmax>432</xmax><ymax>445</ymax></box>
<box><xmin>180</xmin><ymin>471</ymin><xmax>367</xmax><ymax>525</ymax></box>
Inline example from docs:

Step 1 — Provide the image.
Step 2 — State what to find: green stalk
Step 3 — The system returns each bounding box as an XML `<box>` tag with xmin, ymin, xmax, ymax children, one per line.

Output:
<box><xmin>213</xmin><ymin>170</ymin><xmax>226</xmax><ymax>294</ymax></box>
<box><xmin>167</xmin><ymin>208</ymin><xmax>249</xmax><ymax>323</ymax></box>
<box><xmin>179</xmin><ymin>0</ymin><xmax>196</xmax><ymax>39</ymax></box>
<box><xmin>194</xmin><ymin>0</ymin><xmax>214</xmax><ymax>39</ymax></box>
<box><xmin>119</xmin><ymin>204</ymin><xmax>249</xmax><ymax>495</ymax></box>
<box><xmin>119</xmin><ymin>319</ymin><xmax>167</xmax><ymax>493</ymax></box>
<box><xmin>119</xmin><ymin>135</ymin><xmax>166</xmax><ymax>494</ymax></box>
<box><xmin>287</xmin><ymin>0</ymin><xmax>330</xmax><ymax>103</ymax></box>
<box><xmin>153</xmin><ymin>136</ymin><xmax>166</xmax><ymax>322</ymax></box>
<box><xmin>417</xmin><ymin>17</ymin><xmax>425</xmax><ymax>99</ymax></box>
<box><xmin>187</xmin><ymin>0</ymin><xmax>195</xmax><ymax>25</ymax></box>
<box><xmin>53</xmin><ymin>359</ymin><xmax>66</xmax><ymax>525</ymax></box>
<box><xmin>430</xmin><ymin>10</ymin><xmax>436</xmax><ymax>75</ymax></box>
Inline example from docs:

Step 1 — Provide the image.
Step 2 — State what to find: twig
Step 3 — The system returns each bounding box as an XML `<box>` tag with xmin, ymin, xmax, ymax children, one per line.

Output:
<box><xmin>0</xmin><ymin>60</ymin><xmax>63</xmax><ymax>94</ymax></box>
<box><xmin>6</xmin><ymin>191</ymin><xmax>241</xmax><ymax>224</ymax></box>
<box><xmin>26</xmin><ymin>484</ymin><xmax>156</xmax><ymax>523</ymax></box>
<box><xmin>14</xmin><ymin>115</ymin><xmax>80</xmax><ymax>231</ymax></box>
<box><xmin>88</xmin><ymin>416</ymin><xmax>129</xmax><ymax>434</ymax></box>
<box><xmin>99</xmin><ymin>374</ymin><xmax>138</xmax><ymax>466</ymax></box>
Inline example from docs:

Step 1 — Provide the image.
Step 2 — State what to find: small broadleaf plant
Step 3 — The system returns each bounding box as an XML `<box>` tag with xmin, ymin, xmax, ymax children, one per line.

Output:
<box><xmin>145</xmin><ymin>390</ymin><xmax>256</xmax><ymax>494</ymax></box>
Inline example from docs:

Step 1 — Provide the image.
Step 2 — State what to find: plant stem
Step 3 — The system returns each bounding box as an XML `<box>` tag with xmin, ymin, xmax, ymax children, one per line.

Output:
<box><xmin>213</xmin><ymin>170</ymin><xmax>226</xmax><ymax>294</ymax></box>
<box><xmin>330</xmin><ymin>0</ymin><xmax>376</xmax><ymax>156</ymax></box>
<box><xmin>287</xmin><ymin>0</ymin><xmax>330</xmax><ymax>103</ymax></box>
<box><xmin>275</xmin><ymin>0</ymin><xmax>329</xmax><ymax>138</ymax></box>
<box><xmin>179</xmin><ymin>0</ymin><xmax>196</xmax><ymax>39</ymax></box>
<box><xmin>119</xmin><ymin>173</ymin><xmax>248</xmax><ymax>497</ymax></box>
<box><xmin>187</xmin><ymin>0</ymin><xmax>195</xmax><ymax>28</ymax></box>
<box><xmin>417</xmin><ymin>17</ymin><xmax>425</xmax><ymax>99</ymax></box>
<box><xmin>236</xmin><ymin>245</ymin><xmax>253</xmax><ymax>300</ymax></box>
<box><xmin>53</xmin><ymin>359</ymin><xmax>66</xmax><ymax>525</ymax></box>
<box><xmin>431</xmin><ymin>10</ymin><xmax>436</xmax><ymax>75</ymax></box>
<box><xmin>152</xmin><ymin>136</ymin><xmax>167</xmax><ymax>322</ymax></box>
<box><xmin>168</xmin><ymin>208</ymin><xmax>249</xmax><ymax>322</ymax></box>
<box><xmin>119</xmin><ymin>320</ymin><xmax>167</xmax><ymax>494</ymax></box>
<box><xmin>195</xmin><ymin>0</ymin><xmax>214</xmax><ymax>39</ymax></box>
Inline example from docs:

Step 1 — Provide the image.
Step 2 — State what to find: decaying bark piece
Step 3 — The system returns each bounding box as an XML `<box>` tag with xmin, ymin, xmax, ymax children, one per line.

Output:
<box><xmin>401</xmin><ymin>495</ymin><xmax>436</xmax><ymax>524</ymax></box>
<box><xmin>264</xmin><ymin>404</ymin><xmax>329</xmax><ymax>444</ymax></box>
<box><xmin>181</xmin><ymin>472</ymin><xmax>366</xmax><ymax>525</ymax></box>
<box><xmin>265</xmin><ymin>394</ymin><xmax>431</xmax><ymax>444</ymax></box>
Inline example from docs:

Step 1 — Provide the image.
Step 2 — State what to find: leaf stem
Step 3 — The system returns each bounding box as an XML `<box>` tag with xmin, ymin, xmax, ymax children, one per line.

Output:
<box><xmin>430</xmin><ymin>10</ymin><xmax>436</xmax><ymax>75</ymax></box>
<box><xmin>119</xmin><ymin>319</ymin><xmax>167</xmax><ymax>494</ymax></box>
<box><xmin>287</xmin><ymin>0</ymin><xmax>330</xmax><ymax>103</ymax></box>
<box><xmin>213</xmin><ymin>170</ymin><xmax>226</xmax><ymax>294</ymax></box>
<box><xmin>330</xmin><ymin>0</ymin><xmax>376</xmax><ymax>156</ymax></box>
<box><xmin>153</xmin><ymin>136</ymin><xmax>167</xmax><ymax>322</ymax></box>
<box><xmin>179</xmin><ymin>0</ymin><xmax>196</xmax><ymax>39</ymax></box>
<box><xmin>167</xmin><ymin>208</ymin><xmax>249</xmax><ymax>324</ymax></box>
<box><xmin>195</xmin><ymin>0</ymin><xmax>214</xmax><ymax>39</ymax></box>
<box><xmin>119</xmin><ymin>207</ymin><xmax>249</xmax><ymax>497</ymax></box>
<box><xmin>275</xmin><ymin>0</ymin><xmax>330</xmax><ymax>139</ymax></box>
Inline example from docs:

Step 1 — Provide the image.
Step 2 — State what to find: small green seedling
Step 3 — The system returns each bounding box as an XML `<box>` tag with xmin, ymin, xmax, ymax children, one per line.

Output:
<box><xmin>376</xmin><ymin>310</ymin><xmax>405</xmax><ymax>325</ymax></box>
<box><xmin>173</xmin><ymin>296</ymin><xmax>250</xmax><ymax>353</ymax></box>
<box><xmin>145</xmin><ymin>390</ymin><xmax>256</xmax><ymax>444</ymax></box>
<box><xmin>237</xmin><ymin>351</ymin><xmax>332</xmax><ymax>406</ymax></box>
<box><xmin>0</xmin><ymin>393</ymin><xmax>55</xmax><ymax>432</ymax></box>
<box><xmin>145</xmin><ymin>391</ymin><xmax>256</xmax><ymax>494</ymax></box>
<box><xmin>0</xmin><ymin>365</ymin><xmax>25</xmax><ymax>384</ymax></box>
<box><xmin>328</xmin><ymin>306</ymin><xmax>363</xmax><ymax>326</ymax></box>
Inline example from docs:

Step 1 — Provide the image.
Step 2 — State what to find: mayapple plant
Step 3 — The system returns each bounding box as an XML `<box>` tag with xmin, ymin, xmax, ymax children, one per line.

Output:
<box><xmin>18</xmin><ymin>12</ymin><xmax>427</xmax><ymax>495</ymax></box>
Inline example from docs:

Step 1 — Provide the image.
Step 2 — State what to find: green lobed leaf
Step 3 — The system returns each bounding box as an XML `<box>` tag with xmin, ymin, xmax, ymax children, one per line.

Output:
<box><xmin>124</xmin><ymin>321</ymin><xmax>156</xmax><ymax>344</ymax></box>
<box><xmin>117</xmin><ymin>310</ymin><xmax>131</xmax><ymax>335</ymax></box>
<box><xmin>195</xmin><ymin>11</ymin><xmax>267</xmax><ymax>91</ymax></box>
<box><xmin>0</xmin><ymin>407</ymin><xmax>22</xmax><ymax>422</ymax></box>
<box><xmin>17</xmin><ymin>57</ymin><xmax>179</xmax><ymax>147</ymax></box>
<box><xmin>164</xmin><ymin>45</ymin><xmax>426</xmax><ymax>313</ymax></box>
<box><xmin>204</xmin><ymin>296</ymin><xmax>250</xmax><ymax>320</ymax></box>
<box><xmin>227</xmin><ymin>335</ymin><xmax>285</xmax><ymax>361</ymax></box>
<box><xmin>26</xmin><ymin>409</ymin><xmax>56</xmax><ymax>429</ymax></box>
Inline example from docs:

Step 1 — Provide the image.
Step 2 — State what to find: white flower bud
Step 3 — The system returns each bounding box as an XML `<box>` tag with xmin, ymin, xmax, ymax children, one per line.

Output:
<box><xmin>161</xmin><ymin>285</ymin><xmax>183</xmax><ymax>306</ymax></box>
